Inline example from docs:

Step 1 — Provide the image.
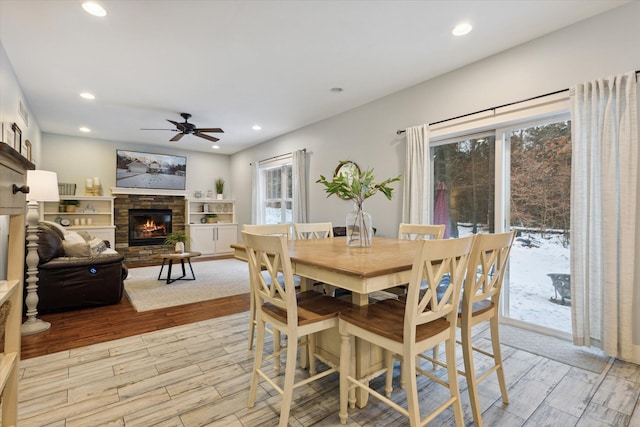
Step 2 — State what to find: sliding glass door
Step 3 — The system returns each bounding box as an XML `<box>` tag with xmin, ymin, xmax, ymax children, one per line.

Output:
<box><xmin>502</xmin><ymin>118</ymin><xmax>572</xmax><ymax>336</ymax></box>
<box><xmin>431</xmin><ymin>115</ymin><xmax>572</xmax><ymax>336</ymax></box>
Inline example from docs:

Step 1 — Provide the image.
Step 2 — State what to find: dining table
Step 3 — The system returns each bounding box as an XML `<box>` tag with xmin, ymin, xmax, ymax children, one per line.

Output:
<box><xmin>231</xmin><ymin>235</ymin><xmax>422</xmax><ymax>407</ymax></box>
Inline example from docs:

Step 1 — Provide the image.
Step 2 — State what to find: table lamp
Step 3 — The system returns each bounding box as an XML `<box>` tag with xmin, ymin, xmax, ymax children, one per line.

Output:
<box><xmin>22</xmin><ymin>170</ymin><xmax>59</xmax><ymax>335</ymax></box>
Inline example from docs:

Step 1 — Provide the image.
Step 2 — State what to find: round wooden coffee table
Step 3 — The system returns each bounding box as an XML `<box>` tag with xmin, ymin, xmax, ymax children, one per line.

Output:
<box><xmin>151</xmin><ymin>251</ymin><xmax>202</xmax><ymax>284</ymax></box>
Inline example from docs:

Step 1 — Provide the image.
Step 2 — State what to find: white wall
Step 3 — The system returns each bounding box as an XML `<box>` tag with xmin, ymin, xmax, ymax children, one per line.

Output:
<box><xmin>40</xmin><ymin>133</ymin><xmax>232</xmax><ymax>198</ymax></box>
<box><xmin>230</xmin><ymin>2</ymin><xmax>640</xmax><ymax>238</ymax></box>
<box><xmin>0</xmin><ymin>41</ymin><xmax>42</xmax><ymax>279</ymax></box>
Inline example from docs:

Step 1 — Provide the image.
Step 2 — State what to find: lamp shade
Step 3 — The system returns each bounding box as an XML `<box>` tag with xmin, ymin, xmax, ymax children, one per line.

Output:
<box><xmin>26</xmin><ymin>170</ymin><xmax>60</xmax><ymax>202</ymax></box>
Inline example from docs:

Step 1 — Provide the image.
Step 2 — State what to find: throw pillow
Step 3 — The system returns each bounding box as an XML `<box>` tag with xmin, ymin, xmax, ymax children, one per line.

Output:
<box><xmin>77</xmin><ymin>230</ymin><xmax>92</xmax><ymax>242</ymax></box>
<box><xmin>40</xmin><ymin>220</ymin><xmax>67</xmax><ymax>238</ymax></box>
<box><xmin>64</xmin><ymin>231</ymin><xmax>86</xmax><ymax>244</ymax></box>
<box><xmin>62</xmin><ymin>241</ymin><xmax>91</xmax><ymax>257</ymax></box>
<box><xmin>89</xmin><ymin>238</ymin><xmax>108</xmax><ymax>256</ymax></box>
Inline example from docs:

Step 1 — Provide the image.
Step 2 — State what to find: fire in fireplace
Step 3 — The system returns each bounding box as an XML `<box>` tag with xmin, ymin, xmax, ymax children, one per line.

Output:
<box><xmin>128</xmin><ymin>209</ymin><xmax>172</xmax><ymax>246</ymax></box>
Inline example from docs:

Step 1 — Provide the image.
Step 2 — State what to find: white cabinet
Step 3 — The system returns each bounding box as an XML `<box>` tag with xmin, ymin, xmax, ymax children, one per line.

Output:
<box><xmin>187</xmin><ymin>224</ymin><xmax>237</xmax><ymax>255</ymax></box>
<box><xmin>40</xmin><ymin>196</ymin><xmax>115</xmax><ymax>247</ymax></box>
<box><xmin>0</xmin><ymin>142</ymin><xmax>30</xmax><ymax>426</ymax></box>
<box><xmin>185</xmin><ymin>199</ymin><xmax>237</xmax><ymax>255</ymax></box>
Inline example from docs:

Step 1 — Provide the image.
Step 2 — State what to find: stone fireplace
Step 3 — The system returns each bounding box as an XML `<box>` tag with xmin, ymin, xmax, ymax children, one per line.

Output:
<box><xmin>114</xmin><ymin>194</ymin><xmax>185</xmax><ymax>266</ymax></box>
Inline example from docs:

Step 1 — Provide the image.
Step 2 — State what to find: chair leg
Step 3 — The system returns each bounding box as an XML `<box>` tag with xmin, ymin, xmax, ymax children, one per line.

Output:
<box><xmin>461</xmin><ymin>324</ymin><xmax>482</xmax><ymax>427</ymax></box>
<box><xmin>384</xmin><ymin>350</ymin><xmax>393</xmax><ymax>397</ymax></box>
<box><xmin>490</xmin><ymin>316</ymin><xmax>509</xmax><ymax>404</ymax></box>
<box><xmin>278</xmin><ymin>332</ymin><xmax>298</xmax><ymax>427</ymax></box>
<box><xmin>248</xmin><ymin>291</ymin><xmax>256</xmax><ymax>350</ymax></box>
<box><xmin>248</xmin><ymin>316</ymin><xmax>266</xmax><ymax>407</ymax></box>
<box><xmin>404</xmin><ymin>350</ymin><xmax>420</xmax><ymax>426</ymax></box>
<box><xmin>308</xmin><ymin>333</ymin><xmax>317</xmax><ymax>376</ymax></box>
<box><xmin>445</xmin><ymin>335</ymin><xmax>464</xmax><ymax>427</ymax></box>
<box><xmin>274</xmin><ymin>329</ymin><xmax>282</xmax><ymax>376</ymax></box>
<box><xmin>339</xmin><ymin>329</ymin><xmax>352</xmax><ymax>424</ymax></box>
<box><xmin>432</xmin><ymin>343</ymin><xmax>440</xmax><ymax>369</ymax></box>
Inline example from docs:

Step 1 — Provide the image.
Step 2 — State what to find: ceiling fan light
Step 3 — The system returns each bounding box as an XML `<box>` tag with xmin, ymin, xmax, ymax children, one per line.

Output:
<box><xmin>82</xmin><ymin>2</ymin><xmax>107</xmax><ymax>17</ymax></box>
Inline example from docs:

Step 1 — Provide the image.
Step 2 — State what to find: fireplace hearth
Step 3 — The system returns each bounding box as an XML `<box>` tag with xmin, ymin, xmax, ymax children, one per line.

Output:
<box><xmin>128</xmin><ymin>209</ymin><xmax>172</xmax><ymax>246</ymax></box>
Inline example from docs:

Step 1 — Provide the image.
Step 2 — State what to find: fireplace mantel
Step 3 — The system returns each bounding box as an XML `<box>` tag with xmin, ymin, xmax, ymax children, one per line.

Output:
<box><xmin>111</xmin><ymin>187</ymin><xmax>187</xmax><ymax>197</ymax></box>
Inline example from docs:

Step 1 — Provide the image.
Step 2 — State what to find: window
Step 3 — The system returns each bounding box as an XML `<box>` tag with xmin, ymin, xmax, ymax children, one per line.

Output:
<box><xmin>260</xmin><ymin>157</ymin><xmax>293</xmax><ymax>224</ymax></box>
<box><xmin>429</xmin><ymin>92</ymin><xmax>572</xmax><ymax>337</ymax></box>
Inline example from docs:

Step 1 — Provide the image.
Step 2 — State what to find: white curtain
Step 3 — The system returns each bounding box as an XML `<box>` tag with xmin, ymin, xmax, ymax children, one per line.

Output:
<box><xmin>292</xmin><ymin>149</ymin><xmax>307</xmax><ymax>223</ymax></box>
<box><xmin>402</xmin><ymin>124</ymin><xmax>431</xmax><ymax>224</ymax></box>
<box><xmin>250</xmin><ymin>162</ymin><xmax>264</xmax><ymax>224</ymax></box>
<box><xmin>570</xmin><ymin>71</ymin><xmax>640</xmax><ymax>363</ymax></box>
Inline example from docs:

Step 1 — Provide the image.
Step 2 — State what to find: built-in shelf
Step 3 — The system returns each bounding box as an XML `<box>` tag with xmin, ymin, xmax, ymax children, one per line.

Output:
<box><xmin>185</xmin><ymin>199</ymin><xmax>237</xmax><ymax>255</ymax></box>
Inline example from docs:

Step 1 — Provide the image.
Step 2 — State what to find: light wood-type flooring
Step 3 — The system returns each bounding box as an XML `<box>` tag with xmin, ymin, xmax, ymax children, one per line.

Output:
<box><xmin>17</xmin><ymin>271</ymin><xmax>640</xmax><ymax>426</ymax></box>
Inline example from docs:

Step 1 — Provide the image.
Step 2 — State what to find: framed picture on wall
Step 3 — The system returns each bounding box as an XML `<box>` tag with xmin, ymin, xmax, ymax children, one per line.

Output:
<box><xmin>4</xmin><ymin>122</ymin><xmax>15</xmax><ymax>150</ymax></box>
<box><xmin>11</xmin><ymin>123</ymin><xmax>22</xmax><ymax>154</ymax></box>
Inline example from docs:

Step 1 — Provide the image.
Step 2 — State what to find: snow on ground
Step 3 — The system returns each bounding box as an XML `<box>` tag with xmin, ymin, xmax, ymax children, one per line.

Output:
<box><xmin>459</xmin><ymin>226</ymin><xmax>571</xmax><ymax>333</ymax></box>
<box><xmin>116</xmin><ymin>170</ymin><xmax>186</xmax><ymax>190</ymax></box>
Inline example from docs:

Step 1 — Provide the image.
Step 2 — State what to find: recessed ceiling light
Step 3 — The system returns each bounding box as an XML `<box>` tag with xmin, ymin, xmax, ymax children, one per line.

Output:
<box><xmin>212</xmin><ymin>145</ymin><xmax>220</xmax><ymax>150</ymax></box>
<box><xmin>82</xmin><ymin>2</ymin><xmax>107</xmax><ymax>17</ymax></box>
<box><xmin>452</xmin><ymin>22</ymin><xmax>472</xmax><ymax>36</ymax></box>
<box><xmin>80</xmin><ymin>92</ymin><xmax>95</xmax><ymax>100</ymax></box>
<box><xmin>79</xmin><ymin>127</ymin><xmax>91</xmax><ymax>133</ymax></box>
<box><xmin>330</xmin><ymin>87</ymin><xmax>343</xmax><ymax>93</ymax></box>
<box><xmin>252</xmin><ymin>125</ymin><xmax>262</xmax><ymax>131</ymax></box>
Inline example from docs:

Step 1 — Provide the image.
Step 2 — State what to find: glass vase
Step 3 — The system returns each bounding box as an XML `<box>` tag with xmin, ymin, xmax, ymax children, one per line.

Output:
<box><xmin>346</xmin><ymin>208</ymin><xmax>373</xmax><ymax>247</ymax></box>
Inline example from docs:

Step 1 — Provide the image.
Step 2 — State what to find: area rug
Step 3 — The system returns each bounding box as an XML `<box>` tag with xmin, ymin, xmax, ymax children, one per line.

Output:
<box><xmin>496</xmin><ymin>324</ymin><xmax>612</xmax><ymax>374</ymax></box>
<box><xmin>124</xmin><ymin>258</ymin><xmax>250</xmax><ymax>312</ymax></box>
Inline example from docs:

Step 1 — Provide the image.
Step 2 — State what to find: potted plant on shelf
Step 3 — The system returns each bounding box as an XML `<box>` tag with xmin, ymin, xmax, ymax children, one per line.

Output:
<box><xmin>316</xmin><ymin>161</ymin><xmax>400</xmax><ymax>247</ymax></box>
<box><xmin>164</xmin><ymin>231</ymin><xmax>190</xmax><ymax>253</ymax></box>
<box><xmin>215</xmin><ymin>178</ymin><xmax>225</xmax><ymax>200</ymax></box>
<box><xmin>61</xmin><ymin>199</ymin><xmax>80</xmax><ymax>213</ymax></box>
<box><xmin>205</xmin><ymin>213</ymin><xmax>218</xmax><ymax>223</ymax></box>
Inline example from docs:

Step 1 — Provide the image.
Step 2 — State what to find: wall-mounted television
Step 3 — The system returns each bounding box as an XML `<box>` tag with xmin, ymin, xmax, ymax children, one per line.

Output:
<box><xmin>116</xmin><ymin>149</ymin><xmax>187</xmax><ymax>190</ymax></box>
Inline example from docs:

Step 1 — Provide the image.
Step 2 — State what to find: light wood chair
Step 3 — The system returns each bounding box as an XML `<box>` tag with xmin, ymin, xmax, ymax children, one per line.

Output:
<box><xmin>294</xmin><ymin>222</ymin><xmax>334</xmax><ymax>294</ymax></box>
<box><xmin>398</xmin><ymin>223</ymin><xmax>445</xmax><ymax>240</ymax></box>
<box><xmin>242</xmin><ymin>223</ymin><xmax>293</xmax><ymax>349</ymax></box>
<box><xmin>293</xmin><ymin>222</ymin><xmax>334</xmax><ymax>240</ymax></box>
<box><xmin>243</xmin><ymin>231</ymin><xmax>353</xmax><ymax>427</ymax></box>
<box><xmin>338</xmin><ymin>236</ymin><xmax>474</xmax><ymax>426</ymax></box>
<box><xmin>423</xmin><ymin>231</ymin><xmax>516</xmax><ymax>427</ymax></box>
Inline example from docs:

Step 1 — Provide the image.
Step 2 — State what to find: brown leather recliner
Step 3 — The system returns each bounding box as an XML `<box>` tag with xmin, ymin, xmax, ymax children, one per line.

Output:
<box><xmin>28</xmin><ymin>222</ymin><xmax>128</xmax><ymax>313</ymax></box>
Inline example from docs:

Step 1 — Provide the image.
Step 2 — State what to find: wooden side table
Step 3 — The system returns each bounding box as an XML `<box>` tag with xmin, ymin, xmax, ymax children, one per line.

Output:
<box><xmin>151</xmin><ymin>251</ymin><xmax>202</xmax><ymax>284</ymax></box>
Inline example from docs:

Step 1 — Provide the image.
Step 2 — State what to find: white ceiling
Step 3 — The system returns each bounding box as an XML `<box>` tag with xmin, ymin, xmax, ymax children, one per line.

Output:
<box><xmin>0</xmin><ymin>0</ymin><xmax>628</xmax><ymax>154</ymax></box>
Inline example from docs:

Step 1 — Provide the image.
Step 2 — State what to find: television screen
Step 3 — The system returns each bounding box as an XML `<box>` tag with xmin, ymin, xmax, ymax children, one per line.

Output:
<box><xmin>116</xmin><ymin>150</ymin><xmax>187</xmax><ymax>190</ymax></box>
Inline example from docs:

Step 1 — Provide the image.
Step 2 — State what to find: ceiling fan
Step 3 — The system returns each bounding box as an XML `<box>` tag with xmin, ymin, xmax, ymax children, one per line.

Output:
<box><xmin>142</xmin><ymin>112</ymin><xmax>224</xmax><ymax>142</ymax></box>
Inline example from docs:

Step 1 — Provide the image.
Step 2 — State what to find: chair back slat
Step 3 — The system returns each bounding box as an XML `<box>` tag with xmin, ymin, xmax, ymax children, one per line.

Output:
<box><xmin>243</xmin><ymin>232</ymin><xmax>296</xmax><ymax>319</ymax></box>
<box><xmin>398</xmin><ymin>223</ymin><xmax>445</xmax><ymax>240</ymax></box>
<box><xmin>463</xmin><ymin>231</ymin><xmax>516</xmax><ymax>314</ymax></box>
<box><xmin>404</xmin><ymin>236</ymin><xmax>474</xmax><ymax>337</ymax></box>
<box><xmin>294</xmin><ymin>222</ymin><xmax>334</xmax><ymax>240</ymax></box>
<box><xmin>242</xmin><ymin>223</ymin><xmax>292</xmax><ymax>240</ymax></box>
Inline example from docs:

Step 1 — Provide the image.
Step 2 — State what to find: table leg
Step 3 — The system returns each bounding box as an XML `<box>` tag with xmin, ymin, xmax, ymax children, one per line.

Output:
<box><xmin>157</xmin><ymin>258</ymin><xmax>167</xmax><ymax>280</ymax></box>
<box><xmin>187</xmin><ymin>258</ymin><xmax>196</xmax><ymax>280</ymax></box>
<box><xmin>166</xmin><ymin>260</ymin><xmax>174</xmax><ymax>284</ymax></box>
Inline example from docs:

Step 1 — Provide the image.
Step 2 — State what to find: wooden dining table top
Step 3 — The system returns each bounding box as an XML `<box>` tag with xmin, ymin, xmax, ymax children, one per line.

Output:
<box><xmin>231</xmin><ymin>236</ymin><xmax>422</xmax><ymax>300</ymax></box>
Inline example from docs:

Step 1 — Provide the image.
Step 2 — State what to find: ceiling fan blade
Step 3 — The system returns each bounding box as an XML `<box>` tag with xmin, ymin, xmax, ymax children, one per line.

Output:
<box><xmin>170</xmin><ymin>133</ymin><xmax>185</xmax><ymax>142</ymax></box>
<box><xmin>140</xmin><ymin>128</ymin><xmax>178</xmax><ymax>131</ymax></box>
<box><xmin>195</xmin><ymin>127</ymin><xmax>224</xmax><ymax>133</ymax></box>
<box><xmin>167</xmin><ymin>119</ymin><xmax>186</xmax><ymax>131</ymax></box>
<box><xmin>195</xmin><ymin>132</ymin><xmax>219</xmax><ymax>143</ymax></box>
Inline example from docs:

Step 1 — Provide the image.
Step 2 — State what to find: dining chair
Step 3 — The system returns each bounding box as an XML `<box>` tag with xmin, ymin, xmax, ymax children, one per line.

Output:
<box><xmin>397</xmin><ymin>223</ymin><xmax>445</xmax><ymax>240</ymax></box>
<box><xmin>294</xmin><ymin>222</ymin><xmax>334</xmax><ymax>295</ymax></box>
<box><xmin>422</xmin><ymin>230</ymin><xmax>516</xmax><ymax>426</ymax></box>
<box><xmin>293</xmin><ymin>222</ymin><xmax>334</xmax><ymax>239</ymax></box>
<box><xmin>242</xmin><ymin>223</ymin><xmax>293</xmax><ymax>349</ymax></box>
<box><xmin>243</xmin><ymin>231</ymin><xmax>353</xmax><ymax>427</ymax></box>
<box><xmin>338</xmin><ymin>236</ymin><xmax>474</xmax><ymax>426</ymax></box>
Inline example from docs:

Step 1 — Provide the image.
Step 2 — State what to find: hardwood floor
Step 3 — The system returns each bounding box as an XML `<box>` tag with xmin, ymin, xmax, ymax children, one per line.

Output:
<box><xmin>20</xmin><ymin>292</ymin><xmax>250</xmax><ymax>359</ymax></box>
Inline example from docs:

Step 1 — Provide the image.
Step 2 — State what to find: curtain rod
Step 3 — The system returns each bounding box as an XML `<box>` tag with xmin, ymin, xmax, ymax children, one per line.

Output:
<box><xmin>249</xmin><ymin>148</ymin><xmax>306</xmax><ymax>165</ymax></box>
<box><xmin>396</xmin><ymin>70</ymin><xmax>640</xmax><ymax>135</ymax></box>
